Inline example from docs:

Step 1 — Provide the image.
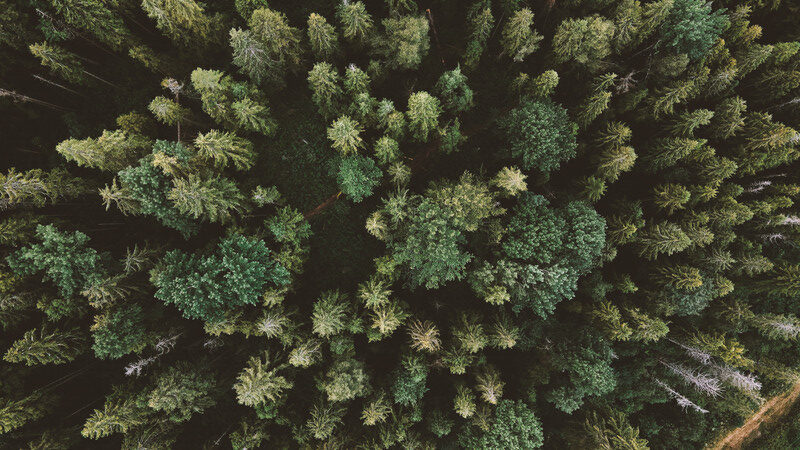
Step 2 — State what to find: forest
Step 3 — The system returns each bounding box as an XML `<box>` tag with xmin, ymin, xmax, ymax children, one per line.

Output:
<box><xmin>1</xmin><ymin>0</ymin><xmax>799</xmax><ymax>448</ymax></box>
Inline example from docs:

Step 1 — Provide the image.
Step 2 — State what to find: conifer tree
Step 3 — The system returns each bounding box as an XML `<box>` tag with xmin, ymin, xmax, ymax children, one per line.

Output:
<box><xmin>147</xmin><ymin>362</ymin><xmax>216</xmax><ymax>423</ymax></box>
<box><xmin>328</xmin><ymin>115</ymin><xmax>364</xmax><ymax>155</ymax></box>
<box><xmin>29</xmin><ymin>42</ymin><xmax>86</xmax><ymax>84</ymax></box>
<box><xmin>336</xmin><ymin>1</ymin><xmax>374</xmax><ymax>44</ymax></box>
<box><xmin>307</xmin><ymin>13</ymin><xmax>339</xmax><ymax>60</ymax></box>
<box><xmin>553</xmin><ymin>16</ymin><xmax>615</xmax><ymax>68</ymax></box>
<box><xmin>406</xmin><ymin>91</ymin><xmax>441</xmax><ymax>142</ymax></box>
<box><xmin>168</xmin><ymin>175</ymin><xmax>246</xmax><ymax>224</ymax></box>
<box><xmin>194</xmin><ymin>130</ymin><xmax>255</xmax><ymax>170</ymax></box>
<box><xmin>56</xmin><ymin>131</ymin><xmax>151</xmax><ymax>172</ymax></box>
<box><xmin>233</xmin><ymin>352</ymin><xmax>292</xmax><ymax>408</ymax></box>
<box><xmin>4</xmin><ymin>327</ymin><xmax>85</xmax><ymax>366</ymax></box>
<box><xmin>501</xmin><ymin>9</ymin><xmax>542</xmax><ymax>62</ymax></box>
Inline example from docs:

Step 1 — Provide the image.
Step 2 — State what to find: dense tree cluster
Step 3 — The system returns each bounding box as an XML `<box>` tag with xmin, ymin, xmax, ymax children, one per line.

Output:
<box><xmin>1</xmin><ymin>0</ymin><xmax>800</xmax><ymax>448</ymax></box>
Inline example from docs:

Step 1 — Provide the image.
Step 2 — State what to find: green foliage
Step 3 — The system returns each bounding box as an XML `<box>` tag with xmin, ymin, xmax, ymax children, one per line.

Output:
<box><xmin>168</xmin><ymin>174</ymin><xmax>246</xmax><ymax>224</ymax></box>
<box><xmin>234</xmin><ymin>352</ymin><xmax>292</xmax><ymax>408</ymax></box>
<box><xmin>117</xmin><ymin>143</ymin><xmax>199</xmax><ymax>237</ymax></box>
<box><xmin>7</xmin><ymin>225</ymin><xmax>100</xmax><ymax>298</ymax></box>
<box><xmin>4</xmin><ymin>327</ymin><xmax>84</xmax><ymax>365</ymax></box>
<box><xmin>194</xmin><ymin>130</ymin><xmax>255</xmax><ymax>170</ymax></box>
<box><xmin>91</xmin><ymin>304</ymin><xmax>146</xmax><ymax>359</ymax></box>
<box><xmin>336</xmin><ymin>155</ymin><xmax>382</xmax><ymax>203</ymax></box>
<box><xmin>501</xmin><ymin>9</ymin><xmax>542</xmax><ymax>62</ymax></box>
<box><xmin>307</xmin><ymin>13</ymin><xmax>339</xmax><ymax>60</ymax></box>
<box><xmin>322</xmin><ymin>358</ymin><xmax>371</xmax><ymax>402</ymax></box>
<box><xmin>147</xmin><ymin>362</ymin><xmax>216</xmax><ymax>423</ymax></box>
<box><xmin>29</xmin><ymin>42</ymin><xmax>85</xmax><ymax>84</ymax></box>
<box><xmin>373</xmin><ymin>15</ymin><xmax>429</xmax><ymax>69</ymax></box>
<box><xmin>328</xmin><ymin>115</ymin><xmax>364</xmax><ymax>155</ymax></box>
<box><xmin>459</xmin><ymin>400</ymin><xmax>544</xmax><ymax>449</ymax></box>
<box><xmin>151</xmin><ymin>235</ymin><xmax>289</xmax><ymax>321</ymax></box>
<box><xmin>553</xmin><ymin>16</ymin><xmax>616</xmax><ymax>67</ymax></box>
<box><xmin>406</xmin><ymin>91</ymin><xmax>441</xmax><ymax>143</ymax></box>
<box><xmin>661</xmin><ymin>0</ymin><xmax>729</xmax><ymax>60</ymax></box>
<box><xmin>435</xmin><ymin>67</ymin><xmax>474</xmax><ymax>114</ymax></box>
<box><xmin>499</xmin><ymin>99</ymin><xmax>578</xmax><ymax>174</ymax></box>
<box><xmin>56</xmin><ymin>130</ymin><xmax>151</xmax><ymax>172</ymax></box>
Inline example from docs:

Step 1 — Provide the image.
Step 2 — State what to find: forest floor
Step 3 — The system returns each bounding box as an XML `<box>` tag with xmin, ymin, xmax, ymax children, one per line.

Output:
<box><xmin>709</xmin><ymin>382</ymin><xmax>800</xmax><ymax>449</ymax></box>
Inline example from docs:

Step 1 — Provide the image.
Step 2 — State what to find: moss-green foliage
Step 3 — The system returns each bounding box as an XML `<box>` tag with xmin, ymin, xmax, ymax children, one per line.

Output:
<box><xmin>5</xmin><ymin>0</ymin><xmax>800</xmax><ymax>448</ymax></box>
<box><xmin>458</xmin><ymin>400</ymin><xmax>544</xmax><ymax>449</ymax></box>
<box><xmin>91</xmin><ymin>304</ymin><xmax>146</xmax><ymax>359</ymax></box>
<box><xmin>117</xmin><ymin>142</ymin><xmax>198</xmax><ymax>237</ymax></box>
<box><xmin>661</xmin><ymin>0</ymin><xmax>729</xmax><ymax>61</ymax></box>
<box><xmin>499</xmin><ymin>99</ymin><xmax>578</xmax><ymax>174</ymax></box>
<box><xmin>336</xmin><ymin>155</ymin><xmax>382</xmax><ymax>203</ymax></box>
<box><xmin>6</xmin><ymin>225</ymin><xmax>101</xmax><ymax>298</ymax></box>
<box><xmin>152</xmin><ymin>235</ymin><xmax>289</xmax><ymax>321</ymax></box>
<box><xmin>147</xmin><ymin>362</ymin><xmax>216</xmax><ymax>423</ymax></box>
<box><xmin>497</xmin><ymin>193</ymin><xmax>605</xmax><ymax>316</ymax></box>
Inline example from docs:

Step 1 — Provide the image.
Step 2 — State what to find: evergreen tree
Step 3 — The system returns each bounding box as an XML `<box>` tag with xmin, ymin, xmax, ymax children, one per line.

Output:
<box><xmin>406</xmin><ymin>91</ymin><xmax>441</xmax><ymax>142</ymax></box>
<box><xmin>147</xmin><ymin>362</ymin><xmax>216</xmax><ymax>423</ymax></box>
<box><xmin>661</xmin><ymin>0</ymin><xmax>729</xmax><ymax>60</ymax></box>
<box><xmin>194</xmin><ymin>130</ymin><xmax>255</xmax><ymax>170</ymax></box>
<box><xmin>499</xmin><ymin>99</ymin><xmax>578</xmax><ymax>174</ymax></box>
<box><xmin>4</xmin><ymin>327</ymin><xmax>85</xmax><ymax>366</ymax></box>
<box><xmin>307</xmin><ymin>13</ymin><xmax>339</xmax><ymax>60</ymax></box>
<box><xmin>501</xmin><ymin>9</ymin><xmax>543</xmax><ymax>62</ymax></box>
<box><xmin>7</xmin><ymin>224</ymin><xmax>100</xmax><ymax>298</ymax></box>
<box><xmin>29</xmin><ymin>42</ymin><xmax>86</xmax><ymax>84</ymax></box>
<box><xmin>168</xmin><ymin>174</ymin><xmax>246</xmax><ymax>224</ymax></box>
<box><xmin>151</xmin><ymin>235</ymin><xmax>289</xmax><ymax>321</ymax></box>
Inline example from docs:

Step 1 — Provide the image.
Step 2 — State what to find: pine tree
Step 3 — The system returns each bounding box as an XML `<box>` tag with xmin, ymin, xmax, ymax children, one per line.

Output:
<box><xmin>168</xmin><ymin>175</ymin><xmax>246</xmax><ymax>223</ymax></box>
<box><xmin>29</xmin><ymin>42</ymin><xmax>86</xmax><ymax>85</ymax></box>
<box><xmin>336</xmin><ymin>1</ymin><xmax>374</xmax><ymax>44</ymax></box>
<box><xmin>361</xmin><ymin>394</ymin><xmax>391</xmax><ymax>425</ymax></box>
<box><xmin>229</xmin><ymin>28</ymin><xmax>276</xmax><ymax>87</ymax></box>
<box><xmin>407</xmin><ymin>319</ymin><xmax>441</xmax><ymax>353</ymax></box>
<box><xmin>194</xmin><ymin>130</ymin><xmax>255</xmax><ymax>170</ymax></box>
<box><xmin>374</xmin><ymin>15</ymin><xmax>430</xmax><ymax>69</ymax></box>
<box><xmin>653</xmin><ymin>184</ymin><xmax>691</xmax><ymax>214</ymax></box>
<box><xmin>56</xmin><ymin>131</ymin><xmax>151</xmax><ymax>172</ymax></box>
<box><xmin>312</xmin><ymin>290</ymin><xmax>349</xmax><ymax>338</ymax></box>
<box><xmin>147</xmin><ymin>362</ymin><xmax>216</xmax><ymax>423</ymax></box>
<box><xmin>248</xmin><ymin>7</ymin><xmax>303</xmax><ymax>70</ymax></box>
<box><xmin>406</xmin><ymin>91</ymin><xmax>441</xmax><ymax>142</ymax></box>
<box><xmin>81</xmin><ymin>397</ymin><xmax>146</xmax><ymax>439</ymax></box>
<box><xmin>492</xmin><ymin>167</ymin><xmax>528</xmax><ymax>197</ymax></box>
<box><xmin>660</xmin><ymin>0</ymin><xmax>729</xmax><ymax>60</ymax></box>
<box><xmin>50</xmin><ymin>0</ymin><xmax>132</xmax><ymax>50</ymax></box>
<box><xmin>501</xmin><ymin>9</ymin><xmax>542</xmax><ymax>62</ymax></box>
<box><xmin>141</xmin><ymin>0</ymin><xmax>213</xmax><ymax>46</ymax></box>
<box><xmin>6</xmin><ymin>224</ymin><xmax>100</xmax><ymax>298</ymax></box>
<box><xmin>337</xmin><ymin>155</ymin><xmax>382</xmax><ymax>202</ymax></box>
<box><xmin>454</xmin><ymin>384</ymin><xmax>476</xmax><ymax>418</ymax></box>
<box><xmin>307</xmin><ymin>13</ymin><xmax>339</xmax><ymax>60</ymax></box>
<box><xmin>4</xmin><ymin>327</ymin><xmax>85</xmax><ymax>365</ymax></box>
<box><xmin>1</xmin><ymin>168</ymin><xmax>88</xmax><ymax>208</ymax></box>
<box><xmin>499</xmin><ymin>99</ymin><xmax>578</xmax><ymax>174</ymax></box>
<box><xmin>669</xmin><ymin>109</ymin><xmax>714</xmax><ymax>137</ymax></box>
<box><xmin>463</xmin><ymin>1</ymin><xmax>494</xmax><ymax>68</ymax></box>
<box><xmin>0</xmin><ymin>393</ymin><xmax>48</xmax><ymax>434</ymax></box>
<box><xmin>308</xmin><ymin>62</ymin><xmax>343</xmax><ymax>119</ymax></box>
<box><xmin>328</xmin><ymin>115</ymin><xmax>364</xmax><ymax>155</ymax></box>
<box><xmin>636</xmin><ymin>222</ymin><xmax>692</xmax><ymax>260</ymax></box>
<box><xmin>435</xmin><ymin>66</ymin><xmax>474</xmax><ymax>114</ymax></box>
<box><xmin>233</xmin><ymin>352</ymin><xmax>292</xmax><ymax>408</ymax></box>
<box><xmin>553</xmin><ymin>16</ymin><xmax>615</xmax><ymax>68</ymax></box>
<box><xmin>148</xmin><ymin>96</ymin><xmax>190</xmax><ymax>126</ymax></box>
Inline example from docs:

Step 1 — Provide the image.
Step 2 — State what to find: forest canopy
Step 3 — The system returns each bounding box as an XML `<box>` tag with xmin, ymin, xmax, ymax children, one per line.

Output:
<box><xmin>1</xmin><ymin>0</ymin><xmax>800</xmax><ymax>448</ymax></box>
